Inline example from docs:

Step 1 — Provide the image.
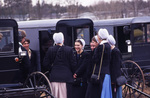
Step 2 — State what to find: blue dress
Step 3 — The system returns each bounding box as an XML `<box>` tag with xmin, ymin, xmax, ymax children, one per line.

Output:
<box><xmin>101</xmin><ymin>74</ymin><xmax>112</xmax><ymax>98</ymax></box>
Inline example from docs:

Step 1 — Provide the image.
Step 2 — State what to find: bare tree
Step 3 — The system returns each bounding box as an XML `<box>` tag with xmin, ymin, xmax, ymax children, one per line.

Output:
<box><xmin>64</xmin><ymin>0</ymin><xmax>79</xmax><ymax>18</ymax></box>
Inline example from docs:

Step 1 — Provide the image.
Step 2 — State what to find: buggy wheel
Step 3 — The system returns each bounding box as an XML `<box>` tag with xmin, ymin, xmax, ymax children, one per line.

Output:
<box><xmin>122</xmin><ymin>60</ymin><xmax>145</xmax><ymax>98</ymax></box>
<box><xmin>24</xmin><ymin>71</ymin><xmax>54</xmax><ymax>98</ymax></box>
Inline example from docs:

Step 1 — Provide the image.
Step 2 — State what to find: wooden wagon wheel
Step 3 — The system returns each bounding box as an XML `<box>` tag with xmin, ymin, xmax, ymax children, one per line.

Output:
<box><xmin>121</xmin><ymin>60</ymin><xmax>145</xmax><ymax>98</ymax></box>
<box><xmin>23</xmin><ymin>71</ymin><xmax>54</xmax><ymax>98</ymax></box>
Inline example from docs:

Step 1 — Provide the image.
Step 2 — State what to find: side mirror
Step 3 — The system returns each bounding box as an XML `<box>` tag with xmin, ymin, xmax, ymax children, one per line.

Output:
<box><xmin>123</xmin><ymin>26</ymin><xmax>130</xmax><ymax>35</ymax></box>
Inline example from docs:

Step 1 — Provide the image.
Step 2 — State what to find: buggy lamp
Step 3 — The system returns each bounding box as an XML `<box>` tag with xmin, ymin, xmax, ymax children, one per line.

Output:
<box><xmin>15</xmin><ymin>57</ymin><xmax>19</xmax><ymax>62</ymax></box>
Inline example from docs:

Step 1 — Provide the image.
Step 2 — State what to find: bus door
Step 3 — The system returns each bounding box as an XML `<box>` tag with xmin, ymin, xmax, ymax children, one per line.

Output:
<box><xmin>56</xmin><ymin>19</ymin><xmax>94</xmax><ymax>51</ymax></box>
<box><xmin>131</xmin><ymin>23</ymin><xmax>150</xmax><ymax>67</ymax></box>
<box><xmin>0</xmin><ymin>19</ymin><xmax>19</xmax><ymax>84</ymax></box>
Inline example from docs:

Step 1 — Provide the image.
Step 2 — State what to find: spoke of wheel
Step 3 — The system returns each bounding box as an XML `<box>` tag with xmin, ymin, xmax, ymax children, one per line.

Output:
<box><xmin>125</xmin><ymin>86</ymin><xmax>128</xmax><ymax>97</ymax></box>
<box><xmin>29</xmin><ymin>78</ymin><xmax>34</xmax><ymax>87</ymax></box>
<box><xmin>33</xmin><ymin>75</ymin><xmax>37</xmax><ymax>87</ymax></box>
<box><xmin>131</xmin><ymin>68</ymin><xmax>138</xmax><ymax>77</ymax></box>
<box><xmin>129</xmin><ymin>87</ymin><xmax>132</xmax><ymax>98</ymax></box>
<box><xmin>24</xmin><ymin>72</ymin><xmax>53</xmax><ymax>98</ymax></box>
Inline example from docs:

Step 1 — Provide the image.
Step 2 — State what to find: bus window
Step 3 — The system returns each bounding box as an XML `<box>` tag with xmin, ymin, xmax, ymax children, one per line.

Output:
<box><xmin>76</xmin><ymin>27</ymin><xmax>90</xmax><ymax>46</ymax></box>
<box><xmin>147</xmin><ymin>24</ymin><xmax>150</xmax><ymax>42</ymax></box>
<box><xmin>0</xmin><ymin>27</ymin><xmax>14</xmax><ymax>52</ymax></box>
<box><xmin>133</xmin><ymin>24</ymin><xmax>145</xmax><ymax>44</ymax></box>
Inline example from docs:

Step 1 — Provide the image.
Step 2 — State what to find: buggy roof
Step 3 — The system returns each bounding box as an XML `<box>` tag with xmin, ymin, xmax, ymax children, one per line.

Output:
<box><xmin>56</xmin><ymin>18</ymin><xmax>93</xmax><ymax>27</ymax></box>
<box><xmin>18</xmin><ymin>18</ymin><xmax>93</xmax><ymax>29</ymax></box>
<box><xmin>0</xmin><ymin>19</ymin><xmax>18</xmax><ymax>27</ymax></box>
<box><xmin>94</xmin><ymin>16</ymin><xmax>150</xmax><ymax>27</ymax></box>
<box><xmin>18</xmin><ymin>19</ymin><xmax>60</xmax><ymax>29</ymax></box>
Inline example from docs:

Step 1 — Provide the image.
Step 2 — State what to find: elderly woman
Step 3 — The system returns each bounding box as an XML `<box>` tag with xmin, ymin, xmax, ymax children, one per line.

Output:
<box><xmin>86</xmin><ymin>29</ymin><xmax>112</xmax><ymax>98</ymax></box>
<box><xmin>107</xmin><ymin>35</ymin><xmax>122</xmax><ymax>98</ymax></box>
<box><xmin>43</xmin><ymin>32</ymin><xmax>76</xmax><ymax>98</ymax></box>
<box><xmin>73</xmin><ymin>39</ymin><xmax>89</xmax><ymax>98</ymax></box>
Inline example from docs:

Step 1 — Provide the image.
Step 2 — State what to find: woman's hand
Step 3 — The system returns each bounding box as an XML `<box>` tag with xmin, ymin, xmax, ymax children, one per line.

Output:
<box><xmin>73</xmin><ymin>73</ymin><xmax>77</xmax><ymax>78</ymax></box>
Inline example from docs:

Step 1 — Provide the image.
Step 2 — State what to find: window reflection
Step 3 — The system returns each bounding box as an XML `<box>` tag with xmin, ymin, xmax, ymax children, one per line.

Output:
<box><xmin>0</xmin><ymin>27</ymin><xmax>14</xmax><ymax>52</ymax></box>
<box><xmin>147</xmin><ymin>24</ymin><xmax>150</xmax><ymax>42</ymax></box>
<box><xmin>133</xmin><ymin>24</ymin><xmax>145</xmax><ymax>43</ymax></box>
<box><xmin>76</xmin><ymin>28</ymin><xmax>90</xmax><ymax>45</ymax></box>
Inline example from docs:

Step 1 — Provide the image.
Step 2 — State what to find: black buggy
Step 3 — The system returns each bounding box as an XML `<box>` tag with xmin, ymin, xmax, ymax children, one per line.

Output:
<box><xmin>0</xmin><ymin>18</ymin><xmax>94</xmax><ymax>98</ymax></box>
<box><xmin>0</xmin><ymin>19</ymin><xmax>54</xmax><ymax>98</ymax></box>
<box><xmin>94</xmin><ymin>16</ymin><xmax>150</xmax><ymax>98</ymax></box>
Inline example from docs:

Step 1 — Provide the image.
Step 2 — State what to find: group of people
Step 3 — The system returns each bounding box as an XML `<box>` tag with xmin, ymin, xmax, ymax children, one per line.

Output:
<box><xmin>43</xmin><ymin>28</ymin><xmax>122</xmax><ymax>98</ymax></box>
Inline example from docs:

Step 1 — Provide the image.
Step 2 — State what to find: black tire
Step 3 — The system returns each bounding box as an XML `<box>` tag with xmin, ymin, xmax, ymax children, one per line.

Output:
<box><xmin>24</xmin><ymin>71</ymin><xmax>54</xmax><ymax>98</ymax></box>
<box><xmin>122</xmin><ymin>60</ymin><xmax>145</xmax><ymax>98</ymax></box>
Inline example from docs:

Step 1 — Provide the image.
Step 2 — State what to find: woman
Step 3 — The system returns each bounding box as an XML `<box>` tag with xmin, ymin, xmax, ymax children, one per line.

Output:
<box><xmin>73</xmin><ymin>39</ymin><xmax>89</xmax><ymax>98</ymax></box>
<box><xmin>90</xmin><ymin>36</ymin><xmax>99</xmax><ymax>51</ymax></box>
<box><xmin>108</xmin><ymin>35</ymin><xmax>122</xmax><ymax>98</ymax></box>
<box><xmin>87</xmin><ymin>36</ymin><xmax>99</xmax><ymax>81</ymax></box>
<box><xmin>86</xmin><ymin>29</ymin><xmax>112</xmax><ymax>98</ymax></box>
<box><xmin>43</xmin><ymin>32</ymin><xmax>76</xmax><ymax>98</ymax></box>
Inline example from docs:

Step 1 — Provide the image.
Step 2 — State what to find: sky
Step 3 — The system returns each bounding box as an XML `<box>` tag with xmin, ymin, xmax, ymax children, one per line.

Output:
<box><xmin>32</xmin><ymin>0</ymin><xmax>112</xmax><ymax>6</ymax></box>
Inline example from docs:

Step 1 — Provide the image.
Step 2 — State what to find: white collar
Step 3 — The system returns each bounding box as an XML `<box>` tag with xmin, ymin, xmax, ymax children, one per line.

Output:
<box><xmin>100</xmin><ymin>40</ymin><xmax>108</xmax><ymax>45</ymax></box>
<box><xmin>19</xmin><ymin>42</ymin><xmax>22</xmax><ymax>46</ymax></box>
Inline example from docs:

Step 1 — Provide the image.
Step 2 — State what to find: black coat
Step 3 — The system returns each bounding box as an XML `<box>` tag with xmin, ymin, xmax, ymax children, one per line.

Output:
<box><xmin>19</xmin><ymin>45</ymin><xmax>30</xmax><ymax>82</ymax></box>
<box><xmin>74</xmin><ymin>51</ymin><xmax>89</xmax><ymax>82</ymax></box>
<box><xmin>29</xmin><ymin>49</ymin><xmax>40</xmax><ymax>73</ymax></box>
<box><xmin>110</xmin><ymin>47</ymin><xmax>122</xmax><ymax>83</ymax></box>
<box><xmin>110</xmin><ymin>47</ymin><xmax>122</xmax><ymax>98</ymax></box>
<box><xmin>92</xmin><ymin>43</ymin><xmax>111</xmax><ymax>75</ymax></box>
<box><xmin>73</xmin><ymin>51</ymin><xmax>89</xmax><ymax>98</ymax></box>
<box><xmin>86</xmin><ymin>43</ymin><xmax>111</xmax><ymax>98</ymax></box>
<box><xmin>43</xmin><ymin>45</ymin><xmax>76</xmax><ymax>83</ymax></box>
<box><xmin>86</xmin><ymin>50</ymin><xmax>94</xmax><ymax>81</ymax></box>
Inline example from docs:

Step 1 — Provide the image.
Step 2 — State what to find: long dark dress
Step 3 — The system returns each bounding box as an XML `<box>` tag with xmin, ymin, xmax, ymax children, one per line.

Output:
<box><xmin>110</xmin><ymin>47</ymin><xmax>122</xmax><ymax>98</ymax></box>
<box><xmin>73</xmin><ymin>51</ymin><xmax>89</xmax><ymax>98</ymax></box>
<box><xmin>86</xmin><ymin>42</ymin><xmax>111</xmax><ymax>98</ymax></box>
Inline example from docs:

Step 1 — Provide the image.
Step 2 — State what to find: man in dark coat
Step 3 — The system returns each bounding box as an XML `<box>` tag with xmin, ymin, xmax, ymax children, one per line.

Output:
<box><xmin>23</xmin><ymin>38</ymin><xmax>40</xmax><ymax>73</ymax></box>
<box><xmin>18</xmin><ymin>30</ymin><xmax>30</xmax><ymax>82</ymax></box>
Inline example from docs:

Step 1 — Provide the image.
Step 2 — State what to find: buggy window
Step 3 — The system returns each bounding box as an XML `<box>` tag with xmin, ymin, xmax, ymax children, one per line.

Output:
<box><xmin>133</xmin><ymin>24</ymin><xmax>145</xmax><ymax>44</ymax></box>
<box><xmin>0</xmin><ymin>27</ymin><xmax>14</xmax><ymax>52</ymax></box>
<box><xmin>147</xmin><ymin>24</ymin><xmax>150</xmax><ymax>42</ymax></box>
<box><xmin>76</xmin><ymin>27</ymin><xmax>90</xmax><ymax>45</ymax></box>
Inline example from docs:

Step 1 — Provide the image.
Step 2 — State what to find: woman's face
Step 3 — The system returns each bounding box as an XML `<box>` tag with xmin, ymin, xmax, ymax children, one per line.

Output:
<box><xmin>75</xmin><ymin>42</ymin><xmax>83</xmax><ymax>52</ymax></box>
<box><xmin>22</xmin><ymin>41</ymin><xmax>29</xmax><ymax>51</ymax></box>
<box><xmin>91</xmin><ymin>40</ymin><xmax>99</xmax><ymax>49</ymax></box>
<box><xmin>90</xmin><ymin>42</ymin><xmax>95</xmax><ymax>51</ymax></box>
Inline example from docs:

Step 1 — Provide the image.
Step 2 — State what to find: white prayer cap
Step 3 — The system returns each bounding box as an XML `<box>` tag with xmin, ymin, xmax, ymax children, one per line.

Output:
<box><xmin>76</xmin><ymin>39</ymin><xmax>85</xmax><ymax>49</ymax></box>
<box><xmin>94</xmin><ymin>35</ymin><xmax>99</xmax><ymax>43</ymax></box>
<box><xmin>107</xmin><ymin>35</ymin><xmax>116</xmax><ymax>45</ymax></box>
<box><xmin>53</xmin><ymin>32</ymin><xmax>64</xmax><ymax>44</ymax></box>
<box><xmin>79</xmin><ymin>39</ymin><xmax>85</xmax><ymax>49</ymax></box>
<box><xmin>98</xmin><ymin>29</ymin><xmax>109</xmax><ymax>40</ymax></box>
